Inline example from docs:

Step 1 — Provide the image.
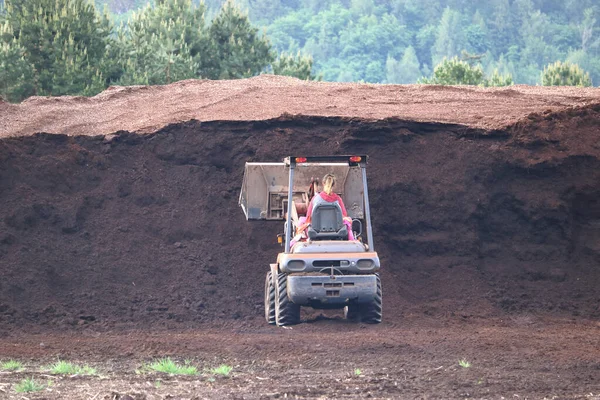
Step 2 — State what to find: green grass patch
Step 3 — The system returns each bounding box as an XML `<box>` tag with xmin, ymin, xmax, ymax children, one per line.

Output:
<box><xmin>458</xmin><ymin>359</ymin><xmax>472</xmax><ymax>368</ymax></box>
<box><xmin>354</xmin><ymin>368</ymin><xmax>362</xmax><ymax>376</ymax></box>
<box><xmin>45</xmin><ymin>360</ymin><xmax>97</xmax><ymax>375</ymax></box>
<box><xmin>148</xmin><ymin>358</ymin><xmax>198</xmax><ymax>375</ymax></box>
<box><xmin>1</xmin><ymin>360</ymin><xmax>23</xmax><ymax>371</ymax></box>
<box><xmin>210</xmin><ymin>364</ymin><xmax>233</xmax><ymax>376</ymax></box>
<box><xmin>14</xmin><ymin>377</ymin><xmax>45</xmax><ymax>393</ymax></box>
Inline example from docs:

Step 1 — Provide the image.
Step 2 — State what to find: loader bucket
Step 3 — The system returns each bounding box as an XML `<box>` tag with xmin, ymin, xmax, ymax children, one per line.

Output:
<box><xmin>239</xmin><ymin>162</ymin><xmax>365</xmax><ymax>220</ymax></box>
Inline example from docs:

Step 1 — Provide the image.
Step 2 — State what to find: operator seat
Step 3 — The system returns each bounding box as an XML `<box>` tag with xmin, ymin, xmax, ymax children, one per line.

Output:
<box><xmin>307</xmin><ymin>196</ymin><xmax>348</xmax><ymax>240</ymax></box>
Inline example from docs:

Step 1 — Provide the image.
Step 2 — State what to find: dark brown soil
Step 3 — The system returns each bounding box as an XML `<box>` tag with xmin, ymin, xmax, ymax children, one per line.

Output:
<box><xmin>1</xmin><ymin>77</ymin><xmax>600</xmax><ymax>398</ymax></box>
<box><xmin>0</xmin><ymin>317</ymin><xmax>599</xmax><ymax>399</ymax></box>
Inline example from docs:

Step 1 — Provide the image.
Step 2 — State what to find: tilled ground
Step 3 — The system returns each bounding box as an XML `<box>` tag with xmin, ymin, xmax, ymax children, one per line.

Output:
<box><xmin>2</xmin><ymin>78</ymin><xmax>600</xmax><ymax>399</ymax></box>
<box><xmin>1</xmin><ymin>316</ymin><xmax>599</xmax><ymax>399</ymax></box>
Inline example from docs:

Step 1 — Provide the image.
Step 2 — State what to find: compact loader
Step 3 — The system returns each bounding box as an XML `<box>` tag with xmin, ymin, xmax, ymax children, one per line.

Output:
<box><xmin>239</xmin><ymin>155</ymin><xmax>381</xmax><ymax>326</ymax></box>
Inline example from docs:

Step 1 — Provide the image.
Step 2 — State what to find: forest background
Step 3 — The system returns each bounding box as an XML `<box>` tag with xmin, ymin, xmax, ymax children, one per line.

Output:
<box><xmin>1</xmin><ymin>0</ymin><xmax>599</xmax><ymax>103</ymax></box>
<box><xmin>97</xmin><ymin>0</ymin><xmax>600</xmax><ymax>85</ymax></box>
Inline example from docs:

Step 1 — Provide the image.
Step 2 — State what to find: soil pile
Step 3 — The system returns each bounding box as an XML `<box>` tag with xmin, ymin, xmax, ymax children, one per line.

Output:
<box><xmin>2</xmin><ymin>75</ymin><xmax>600</xmax><ymax>137</ymax></box>
<box><xmin>1</xmin><ymin>77</ymin><xmax>600</xmax><ymax>332</ymax></box>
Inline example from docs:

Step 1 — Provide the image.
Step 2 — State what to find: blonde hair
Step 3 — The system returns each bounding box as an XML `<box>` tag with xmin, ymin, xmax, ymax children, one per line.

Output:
<box><xmin>322</xmin><ymin>173</ymin><xmax>335</xmax><ymax>195</ymax></box>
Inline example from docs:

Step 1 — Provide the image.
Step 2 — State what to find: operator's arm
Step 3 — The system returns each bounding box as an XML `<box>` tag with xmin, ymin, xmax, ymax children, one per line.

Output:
<box><xmin>305</xmin><ymin>196</ymin><xmax>315</xmax><ymax>221</ymax></box>
<box><xmin>336</xmin><ymin>193</ymin><xmax>348</xmax><ymax>217</ymax></box>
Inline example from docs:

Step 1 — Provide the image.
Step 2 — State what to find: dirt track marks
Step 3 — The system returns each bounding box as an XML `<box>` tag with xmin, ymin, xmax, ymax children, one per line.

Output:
<box><xmin>0</xmin><ymin>318</ymin><xmax>599</xmax><ymax>399</ymax></box>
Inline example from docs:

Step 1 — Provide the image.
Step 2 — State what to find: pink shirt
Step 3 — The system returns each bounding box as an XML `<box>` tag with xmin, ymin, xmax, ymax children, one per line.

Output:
<box><xmin>295</xmin><ymin>191</ymin><xmax>354</xmax><ymax>243</ymax></box>
<box><xmin>306</xmin><ymin>191</ymin><xmax>348</xmax><ymax>220</ymax></box>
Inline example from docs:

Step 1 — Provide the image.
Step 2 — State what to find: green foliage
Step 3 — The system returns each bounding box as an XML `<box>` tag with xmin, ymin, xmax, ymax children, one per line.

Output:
<box><xmin>4</xmin><ymin>0</ymin><xmax>600</xmax><ymax>93</ymax></box>
<box><xmin>202</xmin><ymin>0</ymin><xmax>274</xmax><ymax>79</ymax></box>
<box><xmin>66</xmin><ymin>1</ymin><xmax>600</xmax><ymax>86</ymax></box>
<box><xmin>0</xmin><ymin>36</ymin><xmax>35</xmax><ymax>102</ymax></box>
<box><xmin>0</xmin><ymin>0</ymin><xmax>111</xmax><ymax>101</ymax></box>
<box><xmin>386</xmin><ymin>46</ymin><xmax>421</xmax><ymax>84</ymax></box>
<box><xmin>541</xmin><ymin>61</ymin><xmax>592</xmax><ymax>86</ymax></box>
<box><xmin>1</xmin><ymin>360</ymin><xmax>23</xmax><ymax>371</ymax></box>
<box><xmin>14</xmin><ymin>377</ymin><xmax>45</xmax><ymax>393</ymax></box>
<box><xmin>336</xmin><ymin>13</ymin><xmax>410</xmax><ymax>82</ymax></box>
<box><xmin>148</xmin><ymin>358</ymin><xmax>198</xmax><ymax>375</ymax></box>
<box><xmin>267</xmin><ymin>10</ymin><xmax>310</xmax><ymax>52</ymax></box>
<box><xmin>419</xmin><ymin>56</ymin><xmax>484</xmax><ymax>85</ymax></box>
<box><xmin>432</xmin><ymin>7</ymin><xmax>468</xmax><ymax>65</ymax></box>
<box><xmin>113</xmin><ymin>0</ymin><xmax>276</xmax><ymax>84</ymax></box>
<box><xmin>580</xmin><ymin>8</ymin><xmax>597</xmax><ymax>53</ymax></box>
<box><xmin>271</xmin><ymin>52</ymin><xmax>319</xmax><ymax>80</ymax></box>
<box><xmin>566</xmin><ymin>49</ymin><xmax>600</xmax><ymax>86</ymax></box>
<box><xmin>113</xmin><ymin>0</ymin><xmax>203</xmax><ymax>85</ymax></box>
<box><xmin>45</xmin><ymin>361</ymin><xmax>97</xmax><ymax>375</ymax></box>
<box><xmin>354</xmin><ymin>368</ymin><xmax>362</xmax><ymax>376</ymax></box>
<box><xmin>420</xmin><ymin>56</ymin><xmax>513</xmax><ymax>86</ymax></box>
<box><xmin>210</xmin><ymin>364</ymin><xmax>233</xmax><ymax>376</ymax></box>
<box><xmin>484</xmin><ymin>69</ymin><xmax>514</xmax><ymax>87</ymax></box>
<box><xmin>458</xmin><ymin>359</ymin><xmax>472</xmax><ymax>368</ymax></box>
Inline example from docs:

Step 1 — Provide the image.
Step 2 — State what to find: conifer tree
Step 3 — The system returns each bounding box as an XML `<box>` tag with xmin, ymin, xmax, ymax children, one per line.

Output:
<box><xmin>113</xmin><ymin>0</ymin><xmax>204</xmax><ymax>85</ymax></box>
<box><xmin>202</xmin><ymin>0</ymin><xmax>274</xmax><ymax>79</ymax></box>
<box><xmin>484</xmin><ymin>69</ymin><xmax>513</xmax><ymax>87</ymax></box>
<box><xmin>541</xmin><ymin>61</ymin><xmax>592</xmax><ymax>87</ymax></box>
<box><xmin>419</xmin><ymin>57</ymin><xmax>484</xmax><ymax>85</ymax></box>
<box><xmin>420</xmin><ymin>56</ymin><xmax>513</xmax><ymax>86</ymax></box>
<box><xmin>114</xmin><ymin>0</ymin><xmax>275</xmax><ymax>83</ymax></box>
<box><xmin>0</xmin><ymin>34</ymin><xmax>36</xmax><ymax>101</ymax></box>
<box><xmin>271</xmin><ymin>52</ymin><xmax>318</xmax><ymax>80</ymax></box>
<box><xmin>0</xmin><ymin>0</ymin><xmax>111</xmax><ymax>99</ymax></box>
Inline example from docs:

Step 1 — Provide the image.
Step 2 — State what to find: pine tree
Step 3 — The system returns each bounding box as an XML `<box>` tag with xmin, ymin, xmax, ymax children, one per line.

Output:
<box><xmin>0</xmin><ymin>32</ymin><xmax>36</xmax><ymax>101</ymax></box>
<box><xmin>115</xmin><ymin>0</ymin><xmax>274</xmax><ymax>82</ymax></box>
<box><xmin>419</xmin><ymin>56</ymin><xmax>484</xmax><ymax>85</ymax></box>
<box><xmin>114</xmin><ymin>0</ymin><xmax>203</xmax><ymax>85</ymax></box>
<box><xmin>541</xmin><ymin>61</ymin><xmax>592</xmax><ymax>86</ymax></box>
<box><xmin>271</xmin><ymin>52</ymin><xmax>319</xmax><ymax>80</ymax></box>
<box><xmin>484</xmin><ymin>69</ymin><xmax>514</xmax><ymax>86</ymax></box>
<box><xmin>202</xmin><ymin>0</ymin><xmax>274</xmax><ymax>79</ymax></box>
<box><xmin>0</xmin><ymin>0</ymin><xmax>111</xmax><ymax>100</ymax></box>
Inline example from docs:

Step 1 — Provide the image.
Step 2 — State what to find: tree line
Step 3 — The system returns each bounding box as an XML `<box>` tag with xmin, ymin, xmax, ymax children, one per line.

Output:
<box><xmin>0</xmin><ymin>0</ymin><xmax>316</xmax><ymax>102</ymax></box>
<box><xmin>0</xmin><ymin>0</ymin><xmax>596</xmax><ymax>103</ymax></box>
<box><xmin>245</xmin><ymin>0</ymin><xmax>598</xmax><ymax>86</ymax></box>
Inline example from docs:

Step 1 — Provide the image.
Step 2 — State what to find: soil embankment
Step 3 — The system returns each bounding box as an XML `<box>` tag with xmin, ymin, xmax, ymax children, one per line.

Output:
<box><xmin>1</xmin><ymin>76</ymin><xmax>600</xmax><ymax>332</ymax></box>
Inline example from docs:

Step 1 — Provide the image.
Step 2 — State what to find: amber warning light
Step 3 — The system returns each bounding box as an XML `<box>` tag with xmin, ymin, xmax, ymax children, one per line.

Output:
<box><xmin>349</xmin><ymin>156</ymin><xmax>362</xmax><ymax>162</ymax></box>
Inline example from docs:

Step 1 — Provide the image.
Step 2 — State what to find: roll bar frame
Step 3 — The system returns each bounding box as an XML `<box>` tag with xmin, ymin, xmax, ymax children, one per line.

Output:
<box><xmin>284</xmin><ymin>155</ymin><xmax>374</xmax><ymax>253</ymax></box>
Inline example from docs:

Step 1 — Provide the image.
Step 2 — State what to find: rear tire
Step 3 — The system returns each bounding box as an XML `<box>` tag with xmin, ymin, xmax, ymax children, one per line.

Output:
<box><xmin>264</xmin><ymin>271</ymin><xmax>276</xmax><ymax>325</ymax></box>
<box><xmin>359</xmin><ymin>273</ymin><xmax>382</xmax><ymax>324</ymax></box>
<box><xmin>275</xmin><ymin>273</ymin><xmax>300</xmax><ymax>326</ymax></box>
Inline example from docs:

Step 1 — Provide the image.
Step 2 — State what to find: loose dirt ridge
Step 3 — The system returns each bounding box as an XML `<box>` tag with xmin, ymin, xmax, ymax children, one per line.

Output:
<box><xmin>0</xmin><ymin>75</ymin><xmax>599</xmax><ymax>399</ymax></box>
<box><xmin>2</xmin><ymin>75</ymin><xmax>600</xmax><ymax>137</ymax></box>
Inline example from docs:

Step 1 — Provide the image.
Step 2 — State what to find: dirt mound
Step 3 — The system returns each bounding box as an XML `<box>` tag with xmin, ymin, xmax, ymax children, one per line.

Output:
<box><xmin>2</xmin><ymin>76</ymin><xmax>600</xmax><ymax>138</ymax></box>
<box><xmin>1</xmin><ymin>101</ymin><xmax>600</xmax><ymax>332</ymax></box>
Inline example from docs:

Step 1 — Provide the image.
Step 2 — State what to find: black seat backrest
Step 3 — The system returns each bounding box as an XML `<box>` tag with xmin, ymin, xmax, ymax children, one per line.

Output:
<box><xmin>307</xmin><ymin>196</ymin><xmax>347</xmax><ymax>240</ymax></box>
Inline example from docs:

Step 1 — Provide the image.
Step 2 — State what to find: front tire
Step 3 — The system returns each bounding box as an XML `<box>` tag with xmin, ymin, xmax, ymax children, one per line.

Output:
<box><xmin>264</xmin><ymin>271</ymin><xmax>276</xmax><ymax>325</ymax></box>
<box><xmin>275</xmin><ymin>273</ymin><xmax>300</xmax><ymax>326</ymax></box>
<box><xmin>358</xmin><ymin>273</ymin><xmax>382</xmax><ymax>324</ymax></box>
